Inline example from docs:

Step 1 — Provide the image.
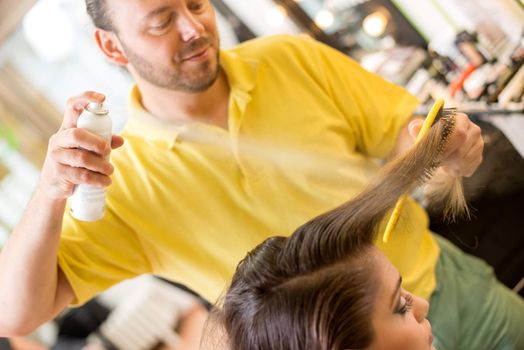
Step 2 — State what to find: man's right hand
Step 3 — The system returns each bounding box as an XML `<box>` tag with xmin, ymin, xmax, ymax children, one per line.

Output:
<box><xmin>38</xmin><ymin>91</ymin><xmax>124</xmax><ymax>199</ymax></box>
<box><xmin>0</xmin><ymin>91</ymin><xmax>125</xmax><ymax>336</ymax></box>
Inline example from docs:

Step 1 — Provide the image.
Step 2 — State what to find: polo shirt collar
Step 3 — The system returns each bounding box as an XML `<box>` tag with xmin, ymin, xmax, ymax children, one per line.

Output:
<box><xmin>221</xmin><ymin>50</ymin><xmax>258</xmax><ymax>109</ymax></box>
<box><xmin>125</xmin><ymin>50</ymin><xmax>259</xmax><ymax>148</ymax></box>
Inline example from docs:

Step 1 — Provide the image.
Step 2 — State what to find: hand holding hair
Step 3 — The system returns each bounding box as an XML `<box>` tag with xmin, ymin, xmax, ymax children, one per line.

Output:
<box><xmin>405</xmin><ymin>108</ymin><xmax>482</xmax><ymax>222</ymax></box>
<box><xmin>384</xmin><ymin>99</ymin><xmax>472</xmax><ymax>242</ymax></box>
<box><xmin>408</xmin><ymin>112</ymin><xmax>483</xmax><ymax>178</ymax></box>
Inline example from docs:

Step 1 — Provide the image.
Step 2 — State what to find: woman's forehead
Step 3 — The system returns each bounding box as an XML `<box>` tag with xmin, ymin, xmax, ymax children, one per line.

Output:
<box><xmin>368</xmin><ymin>247</ymin><xmax>401</xmax><ymax>309</ymax></box>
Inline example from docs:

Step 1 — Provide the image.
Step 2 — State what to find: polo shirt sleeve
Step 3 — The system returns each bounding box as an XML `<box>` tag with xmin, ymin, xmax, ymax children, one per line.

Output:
<box><xmin>309</xmin><ymin>39</ymin><xmax>420</xmax><ymax>159</ymax></box>
<box><xmin>58</xmin><ymin>205</ymin><xmax>151</xmax><ymax>306</ymax></box>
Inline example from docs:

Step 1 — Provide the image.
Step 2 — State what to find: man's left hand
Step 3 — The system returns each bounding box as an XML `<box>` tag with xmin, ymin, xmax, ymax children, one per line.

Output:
<box><xmin>408</xmin><ymin>112</ymin><xmax>484</xmax><ymax>177</ymax></box>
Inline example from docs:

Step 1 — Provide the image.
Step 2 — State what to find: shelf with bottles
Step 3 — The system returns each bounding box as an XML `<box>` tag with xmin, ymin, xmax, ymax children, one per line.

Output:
<box><xmin>406</xmin><ymin>31</ymin><xmax>524</xmax><ymax>111</ymax></box>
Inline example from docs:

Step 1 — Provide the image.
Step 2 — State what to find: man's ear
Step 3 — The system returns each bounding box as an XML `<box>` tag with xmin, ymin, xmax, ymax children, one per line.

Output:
<box><xmin>94</xmin><ymin>29</ymin><xmax>129</xmax><ymax>66</ymax></box>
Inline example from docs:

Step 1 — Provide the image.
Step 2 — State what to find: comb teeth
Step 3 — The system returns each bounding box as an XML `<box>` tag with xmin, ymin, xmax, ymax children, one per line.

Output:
<box><xmin>435</xmin><ymin>107</ymin><xmax>457</xmax><ymax>121</ymax></box>
<box><xmin>436</xmin><ymin>113</ymin><xmax>456</xmax><ymax>157</ymax></box>
<box><xmin>425</xmin><ymin>109</ymin><xmax>457</xmax><ymax>172</ymax></box>
<box><xmin>441</xmin><ymin>107</ymin><xmax>457</xmax><ymax>117</ymax></box>
<box><xmin>438</xmin><ymin>114</ymin><xmax>455</xmax><ymax>148</ymax></box>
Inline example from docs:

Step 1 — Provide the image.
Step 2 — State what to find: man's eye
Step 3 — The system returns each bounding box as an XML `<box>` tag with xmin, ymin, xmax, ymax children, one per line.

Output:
<box><xmin>189</xmin><ymin>2</ymin><xmax>205</xmax><ymax>11</ymax></box>
<box><xmin>151</xmin><ymin>17</ymin><xmax>172</xmax><ymax>31</ymax></box>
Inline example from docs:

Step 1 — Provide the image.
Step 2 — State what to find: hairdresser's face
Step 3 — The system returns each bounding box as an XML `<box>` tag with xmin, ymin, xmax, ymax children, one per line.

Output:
<box><xmin>107</xmin><ymin>0</ymin><xmax>220</xmax><ymax>92</ymax></box>
<box><xmin>368</xmin><ymin>248</ymin><xmax>435</xmax><ymax>350</ymax></box>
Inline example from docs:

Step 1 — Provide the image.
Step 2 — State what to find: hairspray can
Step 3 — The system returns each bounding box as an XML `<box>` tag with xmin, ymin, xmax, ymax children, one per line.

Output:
<box><xmin>70</xmin><ymin>102</ymin><xmax>112</xmax><ymax>221</ymax></box>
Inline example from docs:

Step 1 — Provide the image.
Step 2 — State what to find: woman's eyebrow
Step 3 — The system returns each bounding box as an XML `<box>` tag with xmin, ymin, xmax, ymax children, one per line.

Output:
<box><xmin>390</xmin><ymin>275</ymin><xmax>402</xmax><ymax>310</ymax></box>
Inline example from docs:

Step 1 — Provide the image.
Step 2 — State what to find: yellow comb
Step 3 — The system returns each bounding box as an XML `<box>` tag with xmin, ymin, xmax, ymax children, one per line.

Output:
<box><xmin>382</xmin><ymin>98</ymin><xmax>445</xmax><ymax>243</ymax></box>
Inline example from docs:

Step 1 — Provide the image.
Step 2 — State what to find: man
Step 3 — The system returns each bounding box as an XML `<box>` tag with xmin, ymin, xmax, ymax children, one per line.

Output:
<box><xmin>0</xmin><ymin>0</ymin><xmax>521</xmax><ymax>349</ymax></box>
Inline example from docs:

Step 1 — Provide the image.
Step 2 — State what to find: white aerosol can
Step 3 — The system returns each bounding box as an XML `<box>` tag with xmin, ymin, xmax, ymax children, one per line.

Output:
<box><xmin>70</xmin><ymin>102</ymin><xmax>112</xmax><ymax>221</ymax></box>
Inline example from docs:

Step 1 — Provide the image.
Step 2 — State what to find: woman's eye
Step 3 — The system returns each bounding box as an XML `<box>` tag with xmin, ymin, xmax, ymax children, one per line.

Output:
<box><xmin>396</xmin><ymin>294</ymin><xmax>413</xmax><ymax>315</ymax></box>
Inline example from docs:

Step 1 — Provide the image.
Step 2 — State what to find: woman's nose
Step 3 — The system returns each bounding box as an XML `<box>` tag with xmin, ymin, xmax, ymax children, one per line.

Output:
<box><xmin>412</xmin><ymin>294</ymin><xmax>429</xmax><ymax>323</ymax></box>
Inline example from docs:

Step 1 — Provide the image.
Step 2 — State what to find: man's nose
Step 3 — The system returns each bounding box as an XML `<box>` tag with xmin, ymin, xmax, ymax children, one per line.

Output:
<box><xmin>177</xmin><ymin>12</ymin><xmax>204</xmax><ymax>42</ymax></box>
<box><xmin>412</xmin><ymin>294</ymin><xmax>430</xmax><ymax>323</ymax></box>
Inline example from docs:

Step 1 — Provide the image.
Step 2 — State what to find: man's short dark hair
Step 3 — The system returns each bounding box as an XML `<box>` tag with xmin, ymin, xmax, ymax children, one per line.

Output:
<box><xmin>85</xmin><ymin>0</ymin><xmax>113</xmax><ymax>31</ymax></box>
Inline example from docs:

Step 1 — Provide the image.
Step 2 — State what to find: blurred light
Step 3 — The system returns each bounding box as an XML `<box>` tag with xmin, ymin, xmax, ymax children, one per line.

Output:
<box><xmin>326</xmin><ymin>0</ymin><xmax>368</xmax><ymax>11</ymax></box>
<box><xmin>22</xmin><ymin>0</ymin><xmax>75</xmax><ymax>62</ymax></box>
<box><xmin>362</xmin><ymin>11</ymin><xmax>388</xmax><ymax>37</ymax></box>
<box><xmin>315</xmin><ymin>10</ymin><xmax>335</xmax><ymax>29</ymax></box>
<box><xmin>265</xmin><ymin>5</ymin><xmax>287</xmax><ymax>27</ymax></box>
<box><xmin>0</xmin><ymin>226</ymin><xmax>8</xmax><ymax>247</ymax></box>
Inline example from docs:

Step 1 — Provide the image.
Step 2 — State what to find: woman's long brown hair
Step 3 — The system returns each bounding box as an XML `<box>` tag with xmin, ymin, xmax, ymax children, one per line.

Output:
<box><xmin>203</xmin><ymin>113</ymin><xmax>464</xmax><ymax>350</ymax></box>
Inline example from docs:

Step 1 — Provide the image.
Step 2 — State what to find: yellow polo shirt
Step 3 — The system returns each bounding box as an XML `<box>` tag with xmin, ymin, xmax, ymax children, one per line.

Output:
<box><xmin>58</xmin><ymin>35</ymin><xmax>438</xmax><ymax>305</ymax></box>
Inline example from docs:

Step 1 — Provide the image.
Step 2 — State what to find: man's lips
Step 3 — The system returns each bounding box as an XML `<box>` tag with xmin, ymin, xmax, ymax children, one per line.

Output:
<box><xmin>183</xmin><ymin>47</ymin><xmax>210</xmax><ymax>61</ymax></box>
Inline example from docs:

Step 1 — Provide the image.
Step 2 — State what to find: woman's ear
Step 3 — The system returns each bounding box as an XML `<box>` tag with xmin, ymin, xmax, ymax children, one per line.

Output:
<box><xmin>94</xmin><ymin>29</ymin><xmax>129</xmax><ymax>66</ymax></box>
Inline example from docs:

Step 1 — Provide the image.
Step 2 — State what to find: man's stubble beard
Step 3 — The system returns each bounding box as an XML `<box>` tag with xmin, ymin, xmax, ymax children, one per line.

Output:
<box><xmin>121</xmin><ymin>36</ymin><xmax>221</xmax><ymax>93</ymax></box>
